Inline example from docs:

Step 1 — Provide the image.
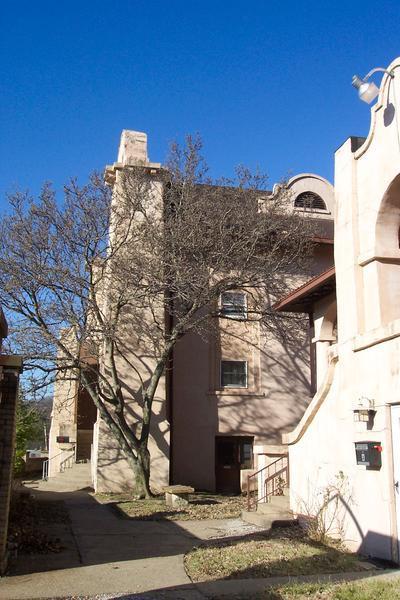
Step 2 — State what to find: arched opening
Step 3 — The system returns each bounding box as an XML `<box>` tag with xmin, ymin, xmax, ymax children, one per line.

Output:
<box><xmin>294</xmin><ymin>192</ymin><xmax>327</xmax><ymax>211</ymax></box>
<box><xmin>375</xmin><ymin>174</ymin><xmax>400</xmax><ymax>256</ymax></box>
<box><xmin>372</xmin><ymin>173</ymin><xmax>400</xmax><ymax>326</ymax></box>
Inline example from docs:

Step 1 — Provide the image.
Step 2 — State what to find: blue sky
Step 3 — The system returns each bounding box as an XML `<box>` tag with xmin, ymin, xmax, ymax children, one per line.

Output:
<box><xmin>1</xmin><ymin>1</ymin><xmax>399</xmax><ymax>201</ymax></box>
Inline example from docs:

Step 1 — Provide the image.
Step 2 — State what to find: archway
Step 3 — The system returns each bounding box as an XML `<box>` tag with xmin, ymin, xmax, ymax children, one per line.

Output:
<box><xmin>373</xmin><ymin>174</ymin><xmax>400</xmax><ymax>325</ymax></box>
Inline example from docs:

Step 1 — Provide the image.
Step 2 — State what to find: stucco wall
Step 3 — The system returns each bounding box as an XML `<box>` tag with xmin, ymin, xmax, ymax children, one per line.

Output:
<box><xmin>48</xmin><ymin>351</ymin><xmax>77</xmax><ymax>477</ymax></box>
<box><xmin>93</xmin><ymin>131</ymin><xmax>170</xmax><ymax>492</ymax></box>
<box><xmin>172</xmin><ymin>271</ymin><xmax>332</xmax><ymax>490</ymax></box>
<box><xmin>287</xmin><ymin>57</ymin><xmax>400</xmax><ymax>561</ymax></box>
<box><xmin>289</xmin><ymin>333</ymin><xmax>400</xmax><ymax>559</ymax></box>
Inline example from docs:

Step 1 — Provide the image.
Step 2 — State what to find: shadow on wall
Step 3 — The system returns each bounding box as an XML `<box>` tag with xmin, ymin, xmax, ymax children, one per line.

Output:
<box><xmin>217</xmin><ymin>312</ymin><xmax>312</xmax><ymax>444</ymax></box>
<box><xmin>297</xmin><ymin>488</ymin><xmax>397</xmax><ymax>564</ymax></box>
<box><xmin>338</xmin><ymin>494</ymin><xmax>395</xmax><ymax>562</ymax></box>
<box><xmin>95</xmin><ymin>345</ymin><xmax>171</xmax><ymax>492</ymax></box>
<box><xmin>171</xmin><ymin>307</ymin><xmax>313</xmax><ymax>491</ymax></box>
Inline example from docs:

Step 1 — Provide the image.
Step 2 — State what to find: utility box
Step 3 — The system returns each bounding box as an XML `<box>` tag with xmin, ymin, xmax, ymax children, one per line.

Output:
<box><xmin>355</xmin><ymin>441</ymin><xmax>382</xmax><ymax>469</ymax></box>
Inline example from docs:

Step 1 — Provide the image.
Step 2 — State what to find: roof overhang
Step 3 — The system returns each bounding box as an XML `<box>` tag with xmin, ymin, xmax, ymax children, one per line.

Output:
<box><xmin>274</xmin><ymin>266</ymin><xmax>336</xmax><ymax>313</ymax></box>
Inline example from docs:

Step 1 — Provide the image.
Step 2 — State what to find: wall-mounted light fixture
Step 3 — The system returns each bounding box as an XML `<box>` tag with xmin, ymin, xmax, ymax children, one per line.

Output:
<box><xmin>352</xmin><ymin>67</ymin><xmax>394</xmax><ymax>104</ymax></box>
<box><xmin>353</xmin><ymin>396</ymin><xmax>376</xmax><ymax>422</ymax></box>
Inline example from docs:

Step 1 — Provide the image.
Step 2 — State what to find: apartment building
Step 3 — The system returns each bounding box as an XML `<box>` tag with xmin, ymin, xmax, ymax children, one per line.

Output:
<box><xmin>49</xmin><ymin>130</ymin><xmax>334</xmax><ymax>494</ymax></box>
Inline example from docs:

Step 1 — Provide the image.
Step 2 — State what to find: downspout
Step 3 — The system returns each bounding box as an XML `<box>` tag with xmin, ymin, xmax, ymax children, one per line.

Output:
<box><xmin>309</xmin><ymin>312</ymin><xmax>317</xmax><ymax>396</ymax></box>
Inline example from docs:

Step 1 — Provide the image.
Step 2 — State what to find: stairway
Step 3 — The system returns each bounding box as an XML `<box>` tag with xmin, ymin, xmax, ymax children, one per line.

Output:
<box><xmin>39</xmin><ymin>462</ymin><xmax>93</xmax><ymax>493</ymax></box>
<box><xmin>241</xmin><ymin>491</ymin><xmax>295</xmax><ymax>529</ymax></box>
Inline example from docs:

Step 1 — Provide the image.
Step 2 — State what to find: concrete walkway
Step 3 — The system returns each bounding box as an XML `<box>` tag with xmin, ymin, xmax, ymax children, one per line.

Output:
<box><xmin>0</xmin><ymin>488</ymin><xmax>202</xmax><ymax>598</ymax></box>
<box><xmin>0</xmin><ymin>469</ymin><xmax>261</xmax><ymax>599</ymax></box>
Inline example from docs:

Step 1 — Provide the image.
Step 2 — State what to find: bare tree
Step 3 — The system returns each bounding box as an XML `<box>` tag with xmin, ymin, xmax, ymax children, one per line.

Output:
<box><xmin>0</xmin><ymin>136</ymin><xmax>315</xmax><ymax>497</ymax></box>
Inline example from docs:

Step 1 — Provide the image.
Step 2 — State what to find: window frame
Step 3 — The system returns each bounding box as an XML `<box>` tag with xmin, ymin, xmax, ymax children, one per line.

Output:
<box><xmin>220</xmin><ymin>291</ymin><xmax>248</xmax><ymax>320</ymax></box>
<box><xmin>220</xmin><ymin>360</ymin><xmax>248</xmax><ymax>389</ymax></box>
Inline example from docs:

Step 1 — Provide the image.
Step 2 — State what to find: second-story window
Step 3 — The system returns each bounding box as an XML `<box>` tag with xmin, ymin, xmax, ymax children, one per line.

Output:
<box><xmin>221</xmin><ymin>360</ymin><xmax>248</xmax><ymax>388</ymax></box>
<box><xmin>220</xmin><ymin>292</ymin><xmax>247</xmax><ymax>319</ymax></box>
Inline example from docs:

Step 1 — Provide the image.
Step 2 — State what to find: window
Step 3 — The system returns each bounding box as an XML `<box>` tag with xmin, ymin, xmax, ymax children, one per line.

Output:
<box><xmin>294</xmin><ymin>192</ymin><xmax>327</xmax><ymax>211</ymax></box>
<box><xmin>240</xmin><ymin>441</ymin><xmax>253</xmax><ymax>469</ymax></box>
<box><xmin>220</xmin><ymin>292</ymin><xmax>247</xmax><ymax>318</ymax></box>
<box><xmin>221</xmin><ymin>360</ymin><xmax>247</xmax><ymax>388</ymax></box>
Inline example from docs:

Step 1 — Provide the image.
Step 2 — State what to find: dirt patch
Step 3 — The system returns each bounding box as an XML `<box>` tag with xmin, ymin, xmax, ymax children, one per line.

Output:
<box><xmin>8</xmin><ymin>491</ymin><xmax>69</xmax><ymax>555</ymax></box>
<box><xmin>96</xmin><ymin>491</ymin><xmax>245</xmax><ymax>521</ymax></box>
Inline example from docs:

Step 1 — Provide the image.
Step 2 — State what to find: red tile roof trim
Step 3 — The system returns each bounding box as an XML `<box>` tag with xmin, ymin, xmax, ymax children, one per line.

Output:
<box><xmin>273</xmin><ymin>266</ymin><xmax>336</xmax><ymax>312</ymax></box>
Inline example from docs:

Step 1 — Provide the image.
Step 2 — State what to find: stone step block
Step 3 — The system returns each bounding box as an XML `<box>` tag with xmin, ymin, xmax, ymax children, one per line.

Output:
<box><xmin>241</xmin><ymin>510</ymin><xmax>295</xmax><ymax>529</ymax></box>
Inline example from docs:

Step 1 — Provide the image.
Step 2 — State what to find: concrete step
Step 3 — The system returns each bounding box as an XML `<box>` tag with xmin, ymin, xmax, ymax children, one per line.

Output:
<box><xmin>241</xmin><ymin>509</ymin><xmax>294</xmax><ymax>529</ymax></box>
<box><xmin>40</xmin><ymin>462</ymin><xmax>93</xmax><ymax>492</ymax></box>
<box><xmin>255</xmin><ymin>504</ymin><xmax>293</xmax><ymax>518</ymax></box>
<box><xmin>264</xmin><ymin>494</ymin><xmax>290</xmax><ymax>510</ymax></box>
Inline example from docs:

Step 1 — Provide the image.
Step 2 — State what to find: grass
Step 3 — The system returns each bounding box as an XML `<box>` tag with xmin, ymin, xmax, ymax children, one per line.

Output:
<box><xmin>95</xmin><ymin>491</ymin><xmax>245</xmax><ymax>520</ymax></box>
<box><xmin>185</xmin><ymin>526</ymin><xmax>364</xmax><ymax>582</ymax></box>
<box><xmin>212</xmin><ymin>579</ymin><xmax>400</xmax><ymax>599</ymax></box>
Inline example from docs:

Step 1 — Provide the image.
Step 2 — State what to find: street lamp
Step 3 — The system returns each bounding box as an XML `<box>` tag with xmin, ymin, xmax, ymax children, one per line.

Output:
<box><xmin>352</xmin><ymin>67</ymin><xmax>394</xmax><ymax>104</ymax></box>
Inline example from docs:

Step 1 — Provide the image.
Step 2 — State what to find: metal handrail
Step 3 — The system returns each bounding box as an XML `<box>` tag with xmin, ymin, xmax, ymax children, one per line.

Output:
<box><xmin>247</xmin><ymin>454</ymin><xmax>289</xmax><ymax>511</ymax></box>
<box><xmin>42</xmin><ymin>445</ymin><xmax>76</xmax><ymax>480</ymax></box>
<box><xmin>265</xmin><ymin>465</ymin><xmax>289</xmax><ymax>498</ymax></box>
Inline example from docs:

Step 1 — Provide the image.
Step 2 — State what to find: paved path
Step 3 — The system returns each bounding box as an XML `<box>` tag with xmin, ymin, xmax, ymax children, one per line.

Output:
<box><xmin>0</xmin><ymin>486</ymin><xmax>205</xmax><ymax>599</ymax></box>
<box><xmin>0</xmin><ymin>474</ymin><xmax>261</xmax><ymax>600</ymax></box>
<box><xmin>2</xmin><ymin>474</ymin><xmax>399</xmax><ymax>599</ymax></box>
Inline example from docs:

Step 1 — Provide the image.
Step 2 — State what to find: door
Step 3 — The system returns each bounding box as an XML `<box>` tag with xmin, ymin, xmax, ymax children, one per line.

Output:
<box><xmin>391</xmin><ymin>405</ymin><xmax>400</xmax><ymax>560</ymax></box>
<box><xmin>215</xmin><ymin>436</ymin><xmax>253</xmax><ymax>494</ymax></box>
<box><xmin>76</xmin><ymin>379</ymin><xmax>97</xmax><ymax>461</ymax></box>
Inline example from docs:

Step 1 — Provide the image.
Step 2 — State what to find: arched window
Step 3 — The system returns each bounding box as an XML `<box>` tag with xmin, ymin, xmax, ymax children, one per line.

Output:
<box><xmin>294</xmin><ymin>192</ymin><xmax>327</xmax><ymax>211</ymax></box>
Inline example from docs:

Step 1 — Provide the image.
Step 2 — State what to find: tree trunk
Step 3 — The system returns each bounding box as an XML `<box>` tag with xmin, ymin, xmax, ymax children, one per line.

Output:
<box><xmin>125</xmin><ymin>445</ymin><xmax>152</xmax><ymax>499</ymax></box>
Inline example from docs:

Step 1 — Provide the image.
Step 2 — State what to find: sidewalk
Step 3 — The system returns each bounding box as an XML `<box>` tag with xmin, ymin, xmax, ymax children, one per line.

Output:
<box><xmin>0</xmin><ymin>483</ymin><xmax>205</xmax><ymax>599</ymax></box>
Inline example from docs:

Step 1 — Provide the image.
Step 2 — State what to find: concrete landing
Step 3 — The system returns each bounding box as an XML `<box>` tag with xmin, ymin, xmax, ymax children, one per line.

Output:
<box><xmin>40</xmin><ymin>462</ymin><xmax>93</xmax><ymax>493</ymax></box>
<box><xmin>241</xmin><ymin>492</ymin><xmax>295</xmax><ymax>528</ymax></box>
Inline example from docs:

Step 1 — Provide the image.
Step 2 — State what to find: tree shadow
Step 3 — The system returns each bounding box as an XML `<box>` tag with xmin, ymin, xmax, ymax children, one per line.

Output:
<box><xmin>5</xmin><ymin>483</ymin><xmax>397</xmax><ymax>600</ymax></box>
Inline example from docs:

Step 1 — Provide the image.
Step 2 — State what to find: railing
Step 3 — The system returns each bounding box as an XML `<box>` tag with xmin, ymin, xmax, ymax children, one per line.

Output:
<box><xmin>247</xmin><ymin>454</ymin><xmax>289</xmax><ymax>511</ymax></box>
<box><xmin>42</xmin><ymin>445</ymin><xmax>76</xmax><ymax>480</ymax></box>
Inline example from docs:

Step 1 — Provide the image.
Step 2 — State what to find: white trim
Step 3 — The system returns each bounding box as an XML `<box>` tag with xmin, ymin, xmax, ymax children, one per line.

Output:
<box><xmin>353</xmin><ymin>319</ymin><xmax>400</xmax><ymax>352</ymax></box>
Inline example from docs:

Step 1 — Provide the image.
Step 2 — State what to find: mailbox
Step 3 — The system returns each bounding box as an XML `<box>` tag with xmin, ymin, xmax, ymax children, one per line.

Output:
<box><xmin>355</xmin><ymin>441</ymin><xmax>382</xmax><ymax>469</ymax></box>
<box><xmin>56</xmin><ymin>436</ymin><xmax>70</xmax><ymax>444</ymax></box>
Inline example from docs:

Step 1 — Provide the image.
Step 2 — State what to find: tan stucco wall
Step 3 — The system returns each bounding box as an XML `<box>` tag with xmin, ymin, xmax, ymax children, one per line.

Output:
<box><xmin>172</xmin><ymin>224</ymin><xmax>334</xmax><ymax>491</ymax></box>
<box><xmin>171</xmin><ymin>308</ymin><xmax>312</xmax><ymax>490</ymax></box>
<box><xmin>287</xmin><ymin>57</ymin><xmax>400</xmax><ymax>561</ymax></box>
<box><xmin>93</xmin><ymin>343</ymin><xmax>170</xmax><ymax>493</ymax></box>
<box><xmin>48</xmin><ymin>338</ymin><xmax>78</xmax><ymax>477</ymax></box>
<box><xmin>93</xmin><ymin>131</ymin><xmax>170</xmax><ymax>492</ymax></box>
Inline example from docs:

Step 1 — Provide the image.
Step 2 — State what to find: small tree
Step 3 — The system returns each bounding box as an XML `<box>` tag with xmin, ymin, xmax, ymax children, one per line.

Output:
<box><xmin>0</xmin><ymin>136</ymin><xmax>314</xmax><ymax>497</ymax></box>
<box><xmin>14</xmin><ymin>394</ymin><xmax>43</xmax><ymax>474</ymax></box>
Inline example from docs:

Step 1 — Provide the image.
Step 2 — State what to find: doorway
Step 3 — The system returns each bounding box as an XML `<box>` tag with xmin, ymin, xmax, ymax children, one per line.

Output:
<box><xmin>215</xmin><ymin>436</ymin><xmax>253</xmax><ymax>493</ymax></box>
<box><xmin>391</xmin><ymin>405</ymin><xmax>400</xmax><ymax>560</ymax></box>
<box><xmin>76</xmin><ymin>381</ymin><xmax>97</xmax><ymax>462</ymax></box>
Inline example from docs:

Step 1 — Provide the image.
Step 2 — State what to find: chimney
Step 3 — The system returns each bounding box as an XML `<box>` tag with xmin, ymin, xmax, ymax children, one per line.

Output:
<box><xmin>117</xmin><ymin>130</ymin><xmax>149</xmax><ymax>166</ymax></box>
